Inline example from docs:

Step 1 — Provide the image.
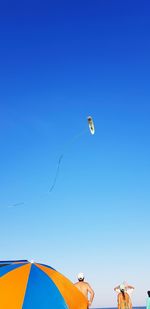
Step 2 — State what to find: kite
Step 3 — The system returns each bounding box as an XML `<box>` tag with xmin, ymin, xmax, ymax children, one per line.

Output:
<box><xmin>8</xmin><ymin>116</ymin><xmax>96</xmax><ymax>208</ymax></box>
<box><xmin>87</xmin><ymin>116</ymin><xmax>95</xmax><ymax>135</ymax></box>
<box><xmin>49</xmin><ymin>116</ymin><xmax>95</xmax><ymax>192</ymax></box>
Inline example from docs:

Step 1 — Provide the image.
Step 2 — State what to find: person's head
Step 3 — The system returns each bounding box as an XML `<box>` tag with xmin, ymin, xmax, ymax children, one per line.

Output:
<box><xmin>120</xmin><ymin>285</ymin><xmax>125</xmax><ymax>299</ymax></box>
<box><xmin>77</xmin><ymin>273</ymin><xmax>84</xmax><ymax>282</ymax></box>
<box><xmin>147</xmin><ymin>291</ymin><xmax>150</xmax><ymax>297</ymax></box>
<box><xmin>120</xmin><ymin>284</ymin><xmax>125</xmax><ymax>291</ymax></box>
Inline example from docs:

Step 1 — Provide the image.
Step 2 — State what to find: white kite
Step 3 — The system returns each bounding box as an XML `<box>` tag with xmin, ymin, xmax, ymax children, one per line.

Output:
<box><xmin>87</xmin><ymin>116</ymin><xmax>95</xmax><ymax>135</ymax></box>
<box><xmin>49</xmin><ymin>116</ymin><xmax>95</xmax><ymax>192</ymax></box>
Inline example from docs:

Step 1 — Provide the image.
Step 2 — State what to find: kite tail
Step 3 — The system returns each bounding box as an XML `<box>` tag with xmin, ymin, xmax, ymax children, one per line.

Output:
<box><xmin>49</xmin><ymin>154</ymin><xmax>64</xmax><ymax>192</ymax></box>
<box><xmin>49</xmin><ymin>128</ymin><xmax>87</xmax><ymax>193</ymax></box>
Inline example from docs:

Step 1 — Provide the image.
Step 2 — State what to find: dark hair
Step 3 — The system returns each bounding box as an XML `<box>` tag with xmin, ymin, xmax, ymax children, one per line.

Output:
<box><xmin>78</xmin><ymin>278</ymin><xmax>84</xmax><ymax>282</ymax></box>
<box><xmin>147</xmin><ymin>291</ymin><xmax>150</xmax><ymax>297</ymax></box>
<box><xmin>121</xmin><ymin>290</ymin><xmax>126</xmax><ymax>299</ymax></box>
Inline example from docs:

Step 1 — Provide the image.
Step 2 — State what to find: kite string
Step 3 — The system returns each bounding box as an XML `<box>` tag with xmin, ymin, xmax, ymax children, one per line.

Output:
<box><xmin>9</xmin><ymin>129</ymin><xmax>87</xmax><ymax>203</ymax></box>
<box><xmin>49</xmin><ymin>154</ymin><xmax>63</xmax><ymax>192</ymax></box>
<box><xmin>49</xmin><ymin>128</ymin><xmax>87</xmax><ymax>192</ymax></box>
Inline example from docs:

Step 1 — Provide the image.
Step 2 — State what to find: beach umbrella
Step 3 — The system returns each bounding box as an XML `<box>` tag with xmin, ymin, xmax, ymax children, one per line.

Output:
<box><xmin>0</xmin><ymin>260</ymin><xmax>87</xmax><ymax>309</ymax></box>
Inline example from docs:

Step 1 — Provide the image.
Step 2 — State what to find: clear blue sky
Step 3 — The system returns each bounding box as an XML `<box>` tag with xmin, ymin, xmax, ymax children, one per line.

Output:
<box><xmin>0</xmin><ymin>1</ymin><xmax>150</xmax><ymax>307</ymax></box>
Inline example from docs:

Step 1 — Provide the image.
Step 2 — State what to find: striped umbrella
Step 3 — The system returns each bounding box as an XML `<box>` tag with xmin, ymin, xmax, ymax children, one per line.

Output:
<box><xmin>0</xmin><ymin>260</ymin><xmax>88</xmax><ymax>309</ymax></box>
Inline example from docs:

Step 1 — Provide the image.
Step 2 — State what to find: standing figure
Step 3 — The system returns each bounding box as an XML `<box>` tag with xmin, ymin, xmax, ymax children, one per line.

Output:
<box><xmin>146</xmin><ymin>291</ymin><xmax>150</xmax><ymax>309</ymax></box>
<box><xmin>74</xmin><ymin>273</ymin><xmax>95</xmax><ymax>308</ymax></box>
<box><xmin>117</xmin><ymin>286</ymin><xmax>132</xmax><ymax>309</ymax></box>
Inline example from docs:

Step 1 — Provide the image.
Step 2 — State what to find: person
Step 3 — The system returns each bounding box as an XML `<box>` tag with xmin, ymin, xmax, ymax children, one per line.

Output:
<box><xmin>114</xmin><ymin>282</ymin><xmax>135</xmax><ymax>297</ymax></box>
<box><xmin>74</xmin><ymin>272</ymin><xmax>94</xmax><ymax>308</ymax></box>
<box><xmin>117</xmin><ymin>286</ymin><xmax>132</xmax><ymax>309</ymax></box>
<box><xmin>146</xmin><ymin>291</ymin><xmax>150</xmax><ymax>309</ymax></box>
